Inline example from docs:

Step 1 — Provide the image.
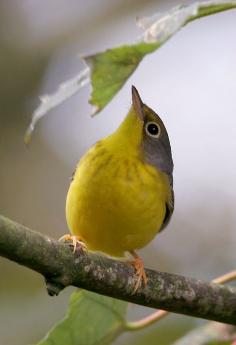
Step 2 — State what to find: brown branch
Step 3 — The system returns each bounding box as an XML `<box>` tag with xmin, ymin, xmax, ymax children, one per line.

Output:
<box><xmin>1</xmin><ymin>215</ymin><xmax>236</xmax><ymax>325</ymax></box>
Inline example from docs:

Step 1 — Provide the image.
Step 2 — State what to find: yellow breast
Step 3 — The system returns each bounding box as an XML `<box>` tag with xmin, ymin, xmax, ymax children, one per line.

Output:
<box><xmin>66</xmin><ymin>140</ymin><xmax>171</xmax><ymax>258</ymax></box>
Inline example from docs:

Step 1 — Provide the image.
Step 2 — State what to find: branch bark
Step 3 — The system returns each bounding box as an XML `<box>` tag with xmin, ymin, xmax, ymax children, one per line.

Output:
<box><xmin>1</xmin><ymin>214</ymin><xmax>236</xmax><ymax>325</ymax></box>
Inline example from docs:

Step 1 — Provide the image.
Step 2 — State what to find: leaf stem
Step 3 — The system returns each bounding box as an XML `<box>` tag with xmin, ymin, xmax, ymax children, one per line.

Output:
<box><xmin>213</xmin><ymin>270</ymin><xmax>236</xmax><ymax>284</ymax></box>
<box><xmin>125</xmin><ymin>310</ymin><xmax>168</xmax><ymax>331</ymax></box>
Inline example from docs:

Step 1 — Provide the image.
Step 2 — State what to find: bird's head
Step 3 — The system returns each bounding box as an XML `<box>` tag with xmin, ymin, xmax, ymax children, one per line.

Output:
<box><xmin>131</xmin><ymin>85</ymin><xmax>174</xmax><ymax>183</ymax></box>
<box><xmin>107</xmin><ymin>86</ymin><xmax>173</xmax><ymax>184</ymax></box>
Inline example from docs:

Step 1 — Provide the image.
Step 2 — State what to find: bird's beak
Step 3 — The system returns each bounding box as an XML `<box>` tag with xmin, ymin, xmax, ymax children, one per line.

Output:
<box><xmin>132</xmin><ymin>85</ymin><xmax>144</xmax><ymax>121</ymax></box>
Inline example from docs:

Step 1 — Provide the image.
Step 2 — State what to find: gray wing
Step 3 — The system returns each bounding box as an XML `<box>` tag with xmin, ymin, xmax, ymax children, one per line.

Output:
<box><xmin>160</xmin><ymin>187</ymin><xmax>174</xmax><ymax>232</ymax></box>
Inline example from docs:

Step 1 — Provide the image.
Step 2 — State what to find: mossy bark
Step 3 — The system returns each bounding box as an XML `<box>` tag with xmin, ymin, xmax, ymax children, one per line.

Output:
<box><xmin>1</xmin><ymin>214</ymin><xmax>236</xmax><ymax>325</ymax></box>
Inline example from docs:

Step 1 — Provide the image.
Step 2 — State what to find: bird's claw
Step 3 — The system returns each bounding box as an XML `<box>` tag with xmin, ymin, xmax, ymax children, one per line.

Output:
<box><xmin>59</xmin><ymin>234</ymin><xmax>87</xmax><ymax>254</ymax></box>
<box><xmin>129</xmin><ymin>251</ymin><xmax>147</xmax><ymax>294</ymax></box>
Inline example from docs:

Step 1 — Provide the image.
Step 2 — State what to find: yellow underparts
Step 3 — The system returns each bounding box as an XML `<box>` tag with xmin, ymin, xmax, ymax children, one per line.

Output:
<box><xmin>66</xmin><ymin>108</ymin><xmax>171</xmax><ymax>258</ymax></box>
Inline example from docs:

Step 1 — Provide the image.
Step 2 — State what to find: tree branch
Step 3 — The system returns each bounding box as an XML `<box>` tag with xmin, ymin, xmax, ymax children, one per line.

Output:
<box><xmin>1</xmin><ymin>215</ymin><xmax>236</xmax><ymax>325</ymax></box>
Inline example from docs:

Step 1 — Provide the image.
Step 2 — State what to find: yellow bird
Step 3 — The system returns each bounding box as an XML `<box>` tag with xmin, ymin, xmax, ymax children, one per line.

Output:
<box><xmin>63</xmin><ymin>86</ymin><xmax>174</xmax><ymax>292</ymax></box>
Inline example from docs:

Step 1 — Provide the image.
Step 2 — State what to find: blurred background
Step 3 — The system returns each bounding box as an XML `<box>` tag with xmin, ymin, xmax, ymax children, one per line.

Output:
<box><xmin>0</xmin><ymin>0</ymin><xmax>236</xmax><ymax>344</ymax></box>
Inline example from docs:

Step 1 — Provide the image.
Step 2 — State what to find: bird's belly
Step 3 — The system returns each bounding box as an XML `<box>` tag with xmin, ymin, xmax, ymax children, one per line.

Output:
<box><xmin>66</xmin><ymin>152</ymin><xmax>168</xmax><ymax>257</ymax></box>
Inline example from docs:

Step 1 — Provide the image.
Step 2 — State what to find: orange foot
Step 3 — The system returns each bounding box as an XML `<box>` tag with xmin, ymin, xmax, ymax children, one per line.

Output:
<box><xmin>129</xmin><ymin>250</ymin><xmax>147</xmax><ymax>293</ymax></box>
<box><xmin>59</xmin><ymin>234</ymin><xmax>87</xmax><ymax>253</ymax></box>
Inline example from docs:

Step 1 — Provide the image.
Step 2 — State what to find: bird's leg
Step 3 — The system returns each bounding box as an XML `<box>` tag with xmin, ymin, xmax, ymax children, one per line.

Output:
<box><xmin>59</xmin><ymin>234</ymin><xmax>87</xmax><ymax>253</ymax></box>
<box><xmin>129</xmin><ymin>250</ymin><xmax>147</xmax><ymax>293</ymax></box>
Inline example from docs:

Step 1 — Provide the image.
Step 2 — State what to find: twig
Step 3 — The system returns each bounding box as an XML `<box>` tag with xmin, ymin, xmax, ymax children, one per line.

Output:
<box><xmin>125</xmin><ymin>310</ymin><xmax>168</xmax><ymax>331</ymax></box>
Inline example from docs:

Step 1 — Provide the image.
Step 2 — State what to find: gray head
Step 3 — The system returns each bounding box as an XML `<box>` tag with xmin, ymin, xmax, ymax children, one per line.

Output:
<box><xmin>132</xmin><ymin>86</ymin><xmax>174</xmax><ymax>186</ymax></box>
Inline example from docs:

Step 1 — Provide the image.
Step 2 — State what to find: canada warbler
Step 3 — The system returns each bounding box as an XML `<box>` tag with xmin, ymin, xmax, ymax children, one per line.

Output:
<box><xmin>63</xmin><ymin>86</ymin><xmax>174</xmax><ymax>292</ymax></box>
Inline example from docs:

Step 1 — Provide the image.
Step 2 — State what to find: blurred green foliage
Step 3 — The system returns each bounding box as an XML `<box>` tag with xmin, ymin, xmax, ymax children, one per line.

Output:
<box><xmin>37</xmin><ymin>291</ymin><xmax>128</xmax><ymax>345</ymax></box>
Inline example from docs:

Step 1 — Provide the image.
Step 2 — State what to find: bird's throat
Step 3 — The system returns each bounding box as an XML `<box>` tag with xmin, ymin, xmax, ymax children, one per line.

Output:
<box><xmin>104</xmin><ymin>107</ymin><xmax>143</xmax><ymax>157</ymax></box>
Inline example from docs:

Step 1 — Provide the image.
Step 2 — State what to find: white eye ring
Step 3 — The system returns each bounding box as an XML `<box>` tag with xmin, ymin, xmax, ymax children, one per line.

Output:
<box><xmin>145</xmin><ymin>121</ymin><xmax>161</xmax><ymax>138</ymax></box>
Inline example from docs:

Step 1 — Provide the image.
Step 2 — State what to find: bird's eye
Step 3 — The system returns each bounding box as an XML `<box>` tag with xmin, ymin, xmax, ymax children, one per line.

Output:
<box><xmin>145</xmin><ymin>122</ymin><xmax>161</xmax><ymax>138</ymax></box>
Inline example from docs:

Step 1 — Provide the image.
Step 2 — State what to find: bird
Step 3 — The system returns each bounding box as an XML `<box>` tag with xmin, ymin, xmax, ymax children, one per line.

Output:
<box><xmin>61</xmin><ymin>86</ymin><xmax>174</xmax><ymax>292</ymax></box>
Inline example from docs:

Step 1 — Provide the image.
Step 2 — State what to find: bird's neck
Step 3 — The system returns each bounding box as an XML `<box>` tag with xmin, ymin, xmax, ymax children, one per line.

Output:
<box><xmin>103</xmin><ymin>107</ymin><xmax>143</xmax><ymax>157</ymax></box>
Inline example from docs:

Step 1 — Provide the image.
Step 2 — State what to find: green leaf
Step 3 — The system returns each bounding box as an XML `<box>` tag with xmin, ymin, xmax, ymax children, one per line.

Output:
<box><xmin>26</xmin><ymin>0</ymin><xmax>236</xmax><ymax>141</ymax></box>
<box><xmin>37</xmin><ymin>290</ymin><xmax>128</xmax><ymax>345</ymax></box>
<box><xmin>85</xmin><ymin>42</ymin><xmax>159</xmax><ymax>114</ymax></box>
<box><xmin>172</xmin><ymin>321</ymin><xmax>235</xmax><ymax>345</ymax></box>
<box><xmin>85</xmin><ymin>1</ymin><xmax>236</xmax><ymax>114</ymax></box>
<box><xmin>205</xmin><ymin>341</ymin><xmax>231</xmax><ymax>345</ymax></box>
<box><xmin>186</xmin><ymin>2</ymin><xmax>236</xmax><ymax>23</ymax></box>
